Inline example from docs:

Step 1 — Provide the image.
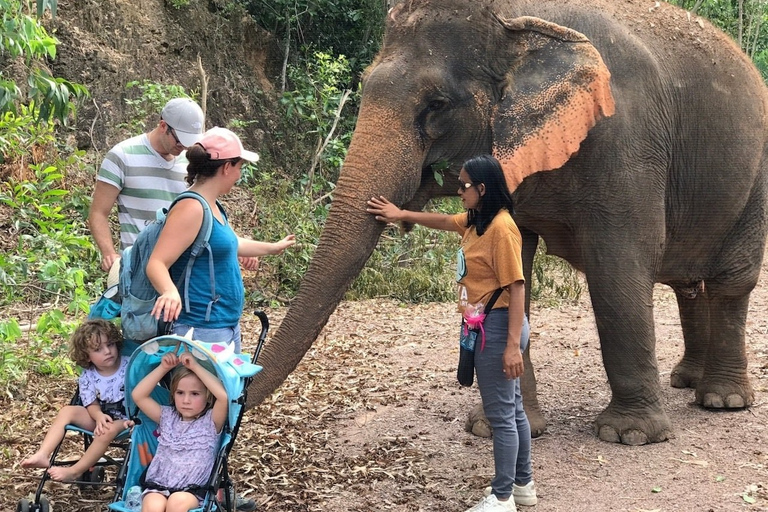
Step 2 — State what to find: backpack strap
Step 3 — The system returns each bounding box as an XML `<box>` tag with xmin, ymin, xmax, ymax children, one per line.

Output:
<box><xmin>169</xmin><ymin>191</ymin><xmax>220</xmax><ymax>321</ymax></box>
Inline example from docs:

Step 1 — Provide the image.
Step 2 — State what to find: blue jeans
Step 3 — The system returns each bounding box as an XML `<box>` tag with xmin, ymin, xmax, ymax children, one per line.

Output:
<box><xmin>474</xmin><ymin>310</ymin><xmax>532</xmax><ymax>500</ymax></box>
<box><xmin>171</xmin><ymin>322</ymin><xmax>242</xmax><ymax>353</ymax></box>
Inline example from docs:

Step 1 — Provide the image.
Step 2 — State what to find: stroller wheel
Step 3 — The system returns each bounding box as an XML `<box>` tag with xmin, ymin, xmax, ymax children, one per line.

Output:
<box><xmin>16</xmin><ymin>498</ymin><xmax>30</xmax><ymax>512</ymax></box>
<box><xmin>77</xmin><ymin>470</ymin><xmax>91</xmax><ymax>490</ymax></box>
<box><xmin>37</xmin><ymin>496</ymin><xmax>51</xmax><ymax>512</ymax></box>
<box><xmin>89</xmin><ymin>466</ymin><xmax>105</xmax><ymax>486</ymax></box>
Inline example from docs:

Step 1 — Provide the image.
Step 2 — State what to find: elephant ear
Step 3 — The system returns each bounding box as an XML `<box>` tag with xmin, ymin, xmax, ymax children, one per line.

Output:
<box><xmin>492</xmin><ymin>15</ymin><xmax>615</xmax><ymax>191</ymax></box>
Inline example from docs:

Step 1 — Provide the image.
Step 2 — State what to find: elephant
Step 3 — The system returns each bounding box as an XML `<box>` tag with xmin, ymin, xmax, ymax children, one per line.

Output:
<box><xmin>247</xmin><ymin>0</ymin><xmax>768</xmax><ymax>446</ymax></box>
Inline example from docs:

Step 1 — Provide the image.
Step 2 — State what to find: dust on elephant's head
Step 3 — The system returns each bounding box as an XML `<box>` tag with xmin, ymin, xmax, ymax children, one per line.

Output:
<box><xmin>377</xmin><ymin>0</ymin><xmax>614</xmax><ymax>192</ymax></box>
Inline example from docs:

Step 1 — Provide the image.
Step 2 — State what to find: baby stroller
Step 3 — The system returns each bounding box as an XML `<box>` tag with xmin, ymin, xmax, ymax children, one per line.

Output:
<box><xmin>108</xmin><ymin>311</ymin><xmax>269</xmax><ymax>512</ymax></box>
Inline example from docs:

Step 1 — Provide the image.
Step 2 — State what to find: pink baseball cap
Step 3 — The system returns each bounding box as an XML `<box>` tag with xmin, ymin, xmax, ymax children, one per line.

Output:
<box><xmin>198</xmin><ymin>127</ymin><xmax>259</xmax><ymax>163</ymax></box>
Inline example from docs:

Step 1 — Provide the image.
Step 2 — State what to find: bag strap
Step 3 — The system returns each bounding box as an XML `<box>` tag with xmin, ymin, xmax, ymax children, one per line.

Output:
<box><xmin>168</xmin><ymin>191</ymin><xmax>219</xmax><ymax>321</ymax></box>
<box><xmin>483</xmin><ymin>288</ymin><xmax>504</xmax><ymax>313</ymax></box>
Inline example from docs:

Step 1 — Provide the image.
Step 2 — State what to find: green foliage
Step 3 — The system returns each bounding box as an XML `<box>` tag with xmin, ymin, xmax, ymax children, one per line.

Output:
<box><xmin>0</xmin><ymin>103</ymin><xmax>54</xmax><ymax>161</ymax></box>
<box><xmin>673</xmin><ymin>0</ymin><xmax>768</xmax><ymax>75</ymax></box>
<box><xmin>0</xmin><ymin>160</ymin><xmax>100</xmax><ymax>310</ymax></box>
<box><xmin>121</xmin><ymin>80</ymin><xmax>195</xmax><ymax>133</ymax></box>
<box><xmin>755</xmin><ymin>48</ymin><xmax>768</xmax><ymax>81</ymax></box>
<box><xmin>168</xmin><ymin>0</ymin><xmax>191</xmax><ymax>8</ymax></box>
<box><xmin>36</xmin><ymin>0</ymin><xmax>57</xmax><ymax>17</ymax></box>
<box><xmin>0</xmin><ymin>312</ymin><xmax>77</xmax><ymax>388</ymax></box>
<box><xmin>349</xmin><ymin>224</ymin><xmax>461</xmax><ymax>302</ymax></box>
<box><xmin>530</xmin><ymin>243</ymin><xmax>583</xmax><ymax>306</ymax></box>
<box><xmin>243</xmin><ymin>169</ymin><xmax>332</xmax><ymax>306</ymax></box>
<box><xmin>348</xmin><ymin>198</ymin><xmax>463</xmax><ymax>302</ymax></box>
<box><xmin>0</xmin><ymin>319</ymin><xmax>24</xmax><ymax>384</ymax></box>
<box><xmin>281</xmin><ymin>51</ymin><xmax>358</xmax><ymax>187</ymax></box>
<box><xmin>27</xmin><ymin>70</ymin><xmax>88</xmax><ymax>125</ymax></box>
<box><xmin>242</xmin><ymin>0</ymin><xmax>385</xmax><ymax>75</ymax></box>
<box><xmin>0</xmin><ymin>0</ymin><xmax>88</xmax><ymax>123</ymax></box>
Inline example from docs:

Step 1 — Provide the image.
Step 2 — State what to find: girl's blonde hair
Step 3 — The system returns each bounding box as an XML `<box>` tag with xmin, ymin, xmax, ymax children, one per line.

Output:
<box><xmin>69</xmin><ymin>319</ymin><xmax>123</xmax><ymax>368</ymax></box>
<box><xmin>169</xmin><ymin>366</ymin><xmax>215</xmax><ymax>416</ymax></box>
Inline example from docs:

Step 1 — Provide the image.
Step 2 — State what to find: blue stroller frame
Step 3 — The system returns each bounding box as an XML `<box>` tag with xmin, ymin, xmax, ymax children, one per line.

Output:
<box><xmin>109</xmin><ymin>311</ymin><xmax>268</xmax><ymax>512</ymax></box>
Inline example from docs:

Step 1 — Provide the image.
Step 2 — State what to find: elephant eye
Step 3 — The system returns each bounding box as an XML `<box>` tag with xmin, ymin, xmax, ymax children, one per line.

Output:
<box><xmin>426</xmin><ymin>99</ymin><xmax>448</xmax><ymax>112</ymax></box>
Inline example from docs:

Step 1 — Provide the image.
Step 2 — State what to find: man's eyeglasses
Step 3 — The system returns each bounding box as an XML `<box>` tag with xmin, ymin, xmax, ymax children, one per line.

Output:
<box><xmin>166</xmin><ymin>125</ymin><xmax>182</xmax><ymax>146</ymax></box>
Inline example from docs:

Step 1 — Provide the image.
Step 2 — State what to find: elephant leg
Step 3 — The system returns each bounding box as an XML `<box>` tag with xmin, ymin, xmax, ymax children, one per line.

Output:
<box><xmin>520</xmin><ymin>227</ymin><xmax>545</xmax><ymax>437</ymax></box>
<box><xmin>521</xmin><ymin>344</ymin><xmax>544</xmax><ymax>437</ymax></box>
<box><xmin>588</xmin><ymin>273</ymin><xmax>672</xmax><ymax>445</ymax></box>
<box><xmin>691</xmin><ymin>185</ymin><xmax>763</xmax><ymax>409</ymax></box>
<box><xmin>670</xmin><ymin>288</ymin><xmax>709</xmax><ymax>389</ymax></box>
<box><xmin>694</xmin><ymin>292</ymin><xmax>754</xmax><ymax>408</ymax></box>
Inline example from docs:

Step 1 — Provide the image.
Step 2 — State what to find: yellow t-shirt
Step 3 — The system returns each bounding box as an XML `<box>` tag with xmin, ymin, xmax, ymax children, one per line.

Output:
<box><xmin>452</xmin><ymin>210</ymin><xmax>524</xmax><ymax>312</ymax></box>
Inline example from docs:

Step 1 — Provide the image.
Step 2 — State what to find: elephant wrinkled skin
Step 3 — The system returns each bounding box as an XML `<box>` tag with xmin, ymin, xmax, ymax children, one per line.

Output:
<box><xmin>247</xmin><ymin>0</ymin><xmax>768</xmax><ymax>445</ymax></box>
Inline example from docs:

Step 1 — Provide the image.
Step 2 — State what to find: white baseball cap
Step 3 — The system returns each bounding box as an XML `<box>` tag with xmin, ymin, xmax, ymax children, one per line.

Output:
<box><xmin>161</xmin><ymin>98</ymin><xmax>205</xmax><ymax>147</ymax></box>
<box><xmin>199</xmin><ymin>127</ymin><xmax>259</xmax><ymax>163</ymax></box>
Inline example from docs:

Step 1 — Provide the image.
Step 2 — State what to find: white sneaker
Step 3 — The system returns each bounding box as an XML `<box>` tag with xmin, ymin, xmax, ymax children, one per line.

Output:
<box><xmin>484</xmin><ymin>481</ymin><xmax>538</xmax><ymax>506</ymax></box>
<box><xmin>512</xmin><ymin>481</ymin><xmax>538</xmax><ymax>506</ymax></box>
<box><xmin>465</xmin><ymin>494</ymin><xmax>517</xmax><ymax>512</ymax></box>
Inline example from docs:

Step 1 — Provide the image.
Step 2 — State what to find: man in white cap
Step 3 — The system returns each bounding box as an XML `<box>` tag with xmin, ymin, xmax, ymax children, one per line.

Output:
<box><xmin>88</xmin><ymin>97</ymin><xmax>205</xmax><ymax>272</ymax></box>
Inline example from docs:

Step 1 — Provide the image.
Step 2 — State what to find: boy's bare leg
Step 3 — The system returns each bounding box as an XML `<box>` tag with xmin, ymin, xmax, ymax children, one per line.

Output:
<box><xmin>22</xmin><ymin>405</ymin><xmax>95</xmax><ymax>469</ymax></box>
<box><xmin>47</xmin><ymin>419</ymin><xmax>128</xmax><ymax>481</ymax></box>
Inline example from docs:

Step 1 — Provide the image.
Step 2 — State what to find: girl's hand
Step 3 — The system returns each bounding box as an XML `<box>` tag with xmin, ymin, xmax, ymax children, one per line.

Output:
<box><xmin>502</xmin><ymin>345</ymin><xmax>524</xmax><ymax>380</ymax></box>
<box><xmin>179</xmin><ymin>351</ymin><xmax>199</xmax><ymax>369</ymax></box>
<box><xmin>366</xmin><ymin>196</ymin><xmax>402</xmax><ymax>224</ymax></box>
<box><xmin>161</xmin><ymin>353</ymin><xmax>179</xmax><ymax>370</ymax></box>
<box><xmin>151</xmin><ymin>289</ymin><xmax>182</xmax><ymax>322</ymax></box>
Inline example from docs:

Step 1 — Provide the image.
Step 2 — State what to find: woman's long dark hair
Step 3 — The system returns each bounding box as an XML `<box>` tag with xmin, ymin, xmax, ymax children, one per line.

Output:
<box><xmin>464</xmin><ymin>154</ymin><xmax>514</xmax><ymax>235</ymax></box>
<box><xmin>185</xmin><ymin>144</ymin><xmax>239</xmax><ymax>186</ymax></box>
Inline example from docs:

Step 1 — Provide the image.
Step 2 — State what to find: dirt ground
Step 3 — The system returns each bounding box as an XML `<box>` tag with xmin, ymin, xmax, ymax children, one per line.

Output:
<box><xmin>4</xmin><ymin>256</ymin><xmax>768</xmax><ymax>512</ymax></box>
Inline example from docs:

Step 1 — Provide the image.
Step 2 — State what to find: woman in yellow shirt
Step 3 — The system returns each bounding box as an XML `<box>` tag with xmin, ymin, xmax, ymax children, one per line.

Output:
<box><xmin>367</xmin><ymin>154</ymin><xmax>537</xmax><ymax>512</ymax></box>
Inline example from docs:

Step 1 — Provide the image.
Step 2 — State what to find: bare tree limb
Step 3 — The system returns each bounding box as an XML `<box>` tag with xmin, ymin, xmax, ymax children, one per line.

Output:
<box><xmin>305</xmin><ymin>89</ymin><xmax>352</xmax><ymax>194</ymax></box>
<box><xmin>281</xmin><ymin>21</ymin><xmax>291</xmax><ymax>94</ymax></box>
<box><xmin>690</xmin><ymin>0</ymin><xmax>704</xmax><ymax>16</ymax></box>
<box><xmin>197</xmin><ymin>53</ymin><xmax>209</xmax><ymax>126</ymax></box>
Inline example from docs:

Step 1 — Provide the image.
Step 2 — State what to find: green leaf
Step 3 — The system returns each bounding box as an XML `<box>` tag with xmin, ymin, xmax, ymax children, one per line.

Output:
<box><xmin>743</xmin><ymin>495</ymin><xmax>756</xmax><ymax>504</ymax></box>
<box><xmin>433</xmin><ymin>168</ymin><xmax>444</xmax><ymax>187</ymax></box>
<box><xmin>36</xmin><ymin>0</ymin><xmax>57</xmax><ymax>18</ymax></box>
<box><xmin>651</xmin><ymin>486</ymin><xmax>662</xmax><ymax>494</ymax></box>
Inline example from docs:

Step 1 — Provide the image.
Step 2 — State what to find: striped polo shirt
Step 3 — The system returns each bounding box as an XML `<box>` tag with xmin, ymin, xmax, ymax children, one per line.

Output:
<box><xmin>97</xmin><ymin>134</ymin><xmax>189</xmax><ymax>249</ymax></box>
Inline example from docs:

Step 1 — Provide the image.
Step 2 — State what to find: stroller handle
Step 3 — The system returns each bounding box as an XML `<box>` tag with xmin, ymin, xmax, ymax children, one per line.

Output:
<box><xmin>252</xmin><ymin>310</ymin><xmax>269</xmax><ymax>364</ymax></box>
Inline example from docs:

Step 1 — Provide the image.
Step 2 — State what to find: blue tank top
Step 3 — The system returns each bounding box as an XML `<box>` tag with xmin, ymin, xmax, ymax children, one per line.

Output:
<box><xmin>170</xmin><ymin>206</ymin><xmax>243</xmax><ymax>328</ymax></box>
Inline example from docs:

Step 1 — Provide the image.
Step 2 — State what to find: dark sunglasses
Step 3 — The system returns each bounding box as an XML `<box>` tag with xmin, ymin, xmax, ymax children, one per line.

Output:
<box><xmin>458</xmin><ymin>180</ymin><xmax>475</xmax><ymax>190</ymax></box>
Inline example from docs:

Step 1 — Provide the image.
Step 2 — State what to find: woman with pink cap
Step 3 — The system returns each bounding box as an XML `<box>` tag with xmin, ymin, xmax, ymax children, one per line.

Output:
<box><xmin>146</xmin><ymin>127</ymin><xmax>295</xmax><ymax>352</ymax></box>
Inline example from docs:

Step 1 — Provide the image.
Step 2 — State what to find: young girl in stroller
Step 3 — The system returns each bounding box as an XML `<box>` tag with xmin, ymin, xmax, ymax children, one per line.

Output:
<box><xmin>21</xmin><ymin>318</ymin><xmax>130</xmax><ymax>482</ymax></box>
<box><xmin>110</xmin><ymin>321</ymin><xmax>266</xmax><ymax>512</ymax></box>
<box><xmin>131</xmin><ymin>350</ymin><xmax>227</xmax><ymax>512</ymax></box>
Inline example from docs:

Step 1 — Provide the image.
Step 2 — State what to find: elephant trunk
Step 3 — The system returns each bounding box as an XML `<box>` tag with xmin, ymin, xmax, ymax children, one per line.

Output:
<box><xmin>246</xmin><ymin>108</ymin><xmax>420</xmax><ymax>407</ymax></box>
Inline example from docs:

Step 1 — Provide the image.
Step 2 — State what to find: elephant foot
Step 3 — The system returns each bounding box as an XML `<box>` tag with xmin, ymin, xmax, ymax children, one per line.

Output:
<box><xmin>525</xmin><ymin>405</ymin><xmax>546</xmax><ymax>438</ymax></box>
<box><xmin>465</xmin><ymin>403</ymin><xmax>492</xmax><ymax>438</ymax></box>
<box><xmin>695</xmin><ymin>378</ymin><xmax>753</xmax><ymax>409</ymax></box>
<box><xmin>670</xmin><ymin>360</ymin><xmax>703</xmax><ymax>389</ymax></box>
<box><xmin>594</xmin><ymin>403</ymin><xmax>673</xmax><ymax>445</ymax></box>
<box><xmin>465</xmin><ymin>401</ymin><xmax>546</xmax><ymax>439</ymax></box>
